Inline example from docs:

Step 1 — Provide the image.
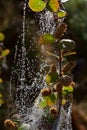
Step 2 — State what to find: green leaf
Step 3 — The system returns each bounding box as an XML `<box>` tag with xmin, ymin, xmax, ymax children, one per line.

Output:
<box><xmin>39</xmin><ymin>33</ymin><xmax>56</xmax><ymax>45</ymax></box>
<box><xmin>28</xmin><ymin>0</ymin><xmax>46</xmax><ymax>12</ymax></box>
<box><xmin>18</xmin><ymin>124</ymin><xmax>30</xmax><ymax>130</ymax></box>
<box><xmin>47</xmin><ymin>0</ymin><xmax>60</xmax><ymax>12</ymax></box>
<box><xmin>67</xmin><ymin>85</ymin><xmax>73</xmax><ymax>93</ymax></box>
<box><xmin>62</xmin><ymin>85</ymin><xmax>73</xmax><ymax>94</ymax></box>
<box><xmin>46</xmin><ymin>72</ymin><xmax>59</xmax><ymax>84</ymax></box>
<box><xmin>58</xmin><ymin>39</ymin><xmax>76</xmax><ymax>51</ymax></box>
<box><xmin>0</xmin><ymin>33</ymin><xmax>5</xmax><ymax>41</ymax></box>
<box><xmin>39</xmin><ymin>99</ymin><xmax>47</xmax><ymax>108</ymax></box>
<box><xmin>45</xmin><ymin>74</ymin><xmax>51</xmax><ymax>84</ymax></box>
<box><xmin>62</xmin><ymin>90</ymin><xmax>68</xmax><ymax>96</ymax></box>
<box><xmin>57</xmin><ymin>9</ymin><xmax>67</xmax><ymax>18</ymax></box>
<box><xmin>45</xmin><ymin>96</ymin><xmax>55</xmax><ymax>106</ymax></box>
<box><xmin>62</xmin><ymin>86</ymin><xmax>69</xmax><ymax>91</ymax></box>
<box><xmin>50</xmin><ymin>94</ymin><xmax>56</xmax><ymax>103</ymax></box>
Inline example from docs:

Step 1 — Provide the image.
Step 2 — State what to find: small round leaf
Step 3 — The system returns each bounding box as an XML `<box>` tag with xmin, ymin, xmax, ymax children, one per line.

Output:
<box><xmin>50</xmin><ymin>94</ymin><xmax>56</xmax><ymax>103</ymax></box>
<box><xmin>58</xmin><ymin>39</ymin><xmax>75</xmax><ymax>51</ymax></box>
<box><xmin>47</xmin><ymin>0</ymin><xmax>60</xmax><ymax>12</ymax></box>
<box><xmin>1</xmin><ymin>49</ymin><xmax>10</xmax><ymax>57</ymax></box>
<box><xmin>67</xmin><ymin>86</ymin><xmax>73</xmax><ymax>93</ymax></box>
<box><xmin>57</xmin><ymin>9</ymin><xmax>67</xmax><ymax>18</ymax></box>
<box><xmin>45</xmin><ymin>96</ymin><xmax>55</xmax><ymax>106</ymax></box>
<box><xmin>39</xmin><ymin>33</ymin><xmax>56</xmax><ymax>45</ymax></box>
<box><xmin>39</xmin><ymin>99</ymin><xmax>47</xmax><ymax>108</ymax></box>
<box><xmin>46</xmin><ymin>72</ymin><xmax>58</xmax><ymax>84</ymax></box>
<box><xmin>62</xmin><ymin>85</ymin><xmax>73</xmax><ymax>95</ymax></box>
<box><xmin>62</xmin><ymin>99</ymin><xmax>67</xmax><ymax>105</ymax></box>
<box><xmin>28</xmin><ymin>0</ymin><xmax>46</xmax><ymax>12</ymax></box>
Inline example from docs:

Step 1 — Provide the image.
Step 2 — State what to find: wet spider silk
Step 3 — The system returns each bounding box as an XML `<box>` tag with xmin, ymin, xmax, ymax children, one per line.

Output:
<box><xmin>10</xmin><ymin>0</ymin><xmax>72</xmax><ymax>130</ymax></box>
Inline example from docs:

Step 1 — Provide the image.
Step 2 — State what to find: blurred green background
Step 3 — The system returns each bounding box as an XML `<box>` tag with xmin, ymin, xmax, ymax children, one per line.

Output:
<box><xmin>0</xmin><ymin>0</ymin><xmax>87</xmax><ymax>129</ymax></box>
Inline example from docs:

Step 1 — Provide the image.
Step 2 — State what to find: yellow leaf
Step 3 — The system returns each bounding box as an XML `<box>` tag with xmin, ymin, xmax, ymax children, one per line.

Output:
<box><xmin>62</xmin><ymin>99</ymin><xmax>67</xmax><ymax>105</ymax></box>
<box><xmin>0</xmin><ymin>33</ymin><xmax>5</xmax><ymax>41</ymax></box>
<box><xmin>0</xmin><ymin>99</ymin><xmax>4</xmax><ymax>105</ymax></box>
<box><xmin>0</xmin><ymin>94</ymin><xmax>4</xmax><ymax>105</ymax></box>
<box><xmin>47</xmin><ymin>99</ymin><xmax>54</xmax><ymax>106</ymax></box>
<box><xmin>0</xmin><ymin>78</ymin><xmax>3</xmax><ymax>83</ymax></box>
<box><xmin>46</xmin><ymin>96</ymin><xmax>55</xmax><ymax>106</ymax></box>
<box><xmin>47</xmin><ymin>0</ymin><xmax>60</xmax><ymax>12</ymax></box>
<box><xmin>0</xmin><ymin>93</ymin><xmax>3</xmax><ymax>97</ymax></box>
<box><xmin>63</xmin><ymin>51</ymin><xmax>76</xmax><ymax>57</ymax></box>
<box><xmin>57</xmin><ymin>9</ymin><xmax>67</xmax><ymax>18</ymax></box>
<box><xmin>28</xmin><ymin>0</ymin><xmax>46</xmax><ymax>12</ymax></box>
<box><xmin>0</xmin><ymin>49</ymin><xmax>10</xmax><ymax>59</ymax></box>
